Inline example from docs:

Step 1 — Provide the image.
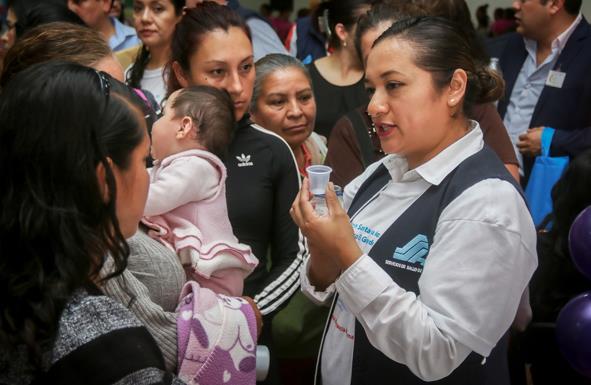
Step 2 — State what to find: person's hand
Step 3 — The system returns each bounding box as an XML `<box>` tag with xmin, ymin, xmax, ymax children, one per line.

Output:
<box><xmin>517</xmin><ymin>126</ymin><xmax>543</xmax><ymax>156</ymax></box>
<box><xmin>290</xmin><ymin>179</ymin><xmax>363</xmax><ymax>271</ymax></box>
<box><xmin>242</xmin><ymin>296</ymin><xmax>263</xmax><ymax>340</ymax></box>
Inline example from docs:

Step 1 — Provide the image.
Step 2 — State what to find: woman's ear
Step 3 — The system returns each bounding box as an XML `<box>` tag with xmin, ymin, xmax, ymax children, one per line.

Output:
<box><xmin>334</xmin><ymin>23</ymin><xmax>350</xmax><ymax>48</ymax></box>
<box><xmin>172</xmin><ymin>61</ymin><xmax>190</xmax><ymax>89</ymax></box>
<box><xmin>96</xmin><ymin>158</ymin><xmax>115</xmax><ymax>203</ymax></box>
<box><xmin>448</xmin><ymin>69</ymin><xmax>468</xmax><ymax>114</ymax></box>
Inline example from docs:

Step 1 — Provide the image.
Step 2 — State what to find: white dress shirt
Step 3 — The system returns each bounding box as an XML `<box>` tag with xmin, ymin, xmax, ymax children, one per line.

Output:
<box><xmin>301</xmin><ymin>122</ymin><xmax>538</xmax><ymax>384</ymax></box>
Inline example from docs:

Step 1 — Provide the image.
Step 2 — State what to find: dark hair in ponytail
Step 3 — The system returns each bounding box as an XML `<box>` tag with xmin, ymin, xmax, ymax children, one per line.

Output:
<box><xmin>374</xmin><ymin>16</ymin><xmax>504</xmax><ymax>114</ymax></box>
<box><xmin>126</xmin><ymin>0</ymin><xmax>185</xmax><ymax>89</ymax></box>
<box><xmin>127</xmin><ymin>45</ymin><xmax>150</xmax><ymax>89</ymax></box>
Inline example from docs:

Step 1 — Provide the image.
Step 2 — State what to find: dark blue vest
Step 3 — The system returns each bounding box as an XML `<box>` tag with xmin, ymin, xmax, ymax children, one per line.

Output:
<box><xmin>326</xmin><ymin>146</ymin><xmax>523</xmax><ymax>385</ymax></box>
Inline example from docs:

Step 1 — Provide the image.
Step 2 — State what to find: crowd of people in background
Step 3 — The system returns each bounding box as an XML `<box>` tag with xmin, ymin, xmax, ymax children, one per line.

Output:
<box><xmin>475</xmin><ymin>4</ymin><xmax>518</xmax><ymax>38</ymax></box>
<box><xmin>0</xmin><ymin>0</ymin><xmax>590</xmax><ymax>385</ymax></box>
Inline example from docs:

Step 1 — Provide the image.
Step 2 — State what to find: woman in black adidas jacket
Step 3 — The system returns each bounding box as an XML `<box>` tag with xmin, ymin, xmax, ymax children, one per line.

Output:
<box><xmin>168</xmin><ymin>2</ymin><xmax>308</xmax><ymax>354</ymax></box>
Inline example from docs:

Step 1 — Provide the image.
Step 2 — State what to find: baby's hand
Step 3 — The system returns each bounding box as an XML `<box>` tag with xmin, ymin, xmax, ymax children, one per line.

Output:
<box><xmin>242</xmin><ymin>296</ymin><xmax>263</xmax><ymax>340</ymax></box>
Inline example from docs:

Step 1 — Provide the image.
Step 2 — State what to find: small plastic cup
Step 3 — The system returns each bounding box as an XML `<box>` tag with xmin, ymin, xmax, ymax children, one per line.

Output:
<box><xmin>307</xmin><ymin>165</ymin><xmax>332</xmax><ymax>195</ymax></box>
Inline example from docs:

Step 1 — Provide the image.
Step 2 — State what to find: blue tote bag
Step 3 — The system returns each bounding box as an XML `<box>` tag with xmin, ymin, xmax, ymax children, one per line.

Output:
<box><xmin>525</xmin><ymin>128</ymin><xmax>569</xmax><ymax>227</ymax></box>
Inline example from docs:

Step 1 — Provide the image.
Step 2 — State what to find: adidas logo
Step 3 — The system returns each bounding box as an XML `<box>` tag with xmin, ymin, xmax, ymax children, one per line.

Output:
<box><xmin>236</xmin><ymin>153</ymin><xmax>253</xmax><ymax>167</ymax></box>
<box><xmin>392</xmin><ymin>234</ymin><xmax>429</xmax><ymax>266</ymax></box>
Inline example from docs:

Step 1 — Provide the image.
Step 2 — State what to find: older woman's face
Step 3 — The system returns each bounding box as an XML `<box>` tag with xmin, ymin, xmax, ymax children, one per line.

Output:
<box><xmin>175</xmin><ymin>27</ymin><xmax>254</xmax><ymax>121</ymax></box>
<box><xmin>251</xmin><ymin>67</ymin><xmax>316</xmax><ymax>150</ymax></box>
<box><xmin>365</xmin><ymin>37</ymin><xmax>454</xmax><ymax>168</ymax></box>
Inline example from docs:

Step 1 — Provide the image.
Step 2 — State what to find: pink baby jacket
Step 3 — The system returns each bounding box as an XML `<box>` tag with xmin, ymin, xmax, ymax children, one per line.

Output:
<box><xmin>142</xmin><ymin>149</ymin><xmax>258</xmax><ymax>296</ymax></box>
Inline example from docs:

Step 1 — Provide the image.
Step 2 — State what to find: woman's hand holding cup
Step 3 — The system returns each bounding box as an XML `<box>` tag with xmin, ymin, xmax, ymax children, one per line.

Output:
<box><xmin>290</xmin><ymin>178</ymin><xmax>363</xmax><ymax>289</ymax></box>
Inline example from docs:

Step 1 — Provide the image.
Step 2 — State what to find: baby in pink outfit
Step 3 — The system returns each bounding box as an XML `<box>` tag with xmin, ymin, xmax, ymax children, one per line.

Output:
<box><xmin>142</xmin><ymin>86</ymin><xmax>258</xmax><ymax>297</ymax></box>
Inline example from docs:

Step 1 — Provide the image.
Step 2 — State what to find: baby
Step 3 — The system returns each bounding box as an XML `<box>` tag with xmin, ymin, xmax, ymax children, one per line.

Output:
<box><xmin>142</xmin><ymin>86</ymin><xmax>258</xmax><ymax>297</ymax></box>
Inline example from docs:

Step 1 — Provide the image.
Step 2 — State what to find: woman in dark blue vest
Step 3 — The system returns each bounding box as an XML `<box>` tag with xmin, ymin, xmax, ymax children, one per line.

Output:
<box><xmin>291</xmin><ymin>16</ymin><xmax>538</xmax><ymax>385</ymax></box>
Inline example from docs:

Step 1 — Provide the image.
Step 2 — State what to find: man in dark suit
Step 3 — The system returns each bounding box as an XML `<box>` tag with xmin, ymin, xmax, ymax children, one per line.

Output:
<box><xmin>494</xmin><ymin>0</ymin><xmax>591</xmax><ymax>178</ymax></box>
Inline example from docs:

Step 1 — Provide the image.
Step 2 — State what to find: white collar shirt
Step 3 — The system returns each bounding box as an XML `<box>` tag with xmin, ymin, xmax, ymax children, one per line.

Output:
<box><xmin>301</xmin><ymin>122</ymin><xmax>537</xmax><ymax>384</ymax></box>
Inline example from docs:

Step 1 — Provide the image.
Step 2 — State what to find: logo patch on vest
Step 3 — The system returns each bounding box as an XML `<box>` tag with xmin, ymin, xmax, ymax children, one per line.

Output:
<box><xmin>385</xmin><ymin>234</ymin><xmax>428</xmax><ymax>273</ymax></box>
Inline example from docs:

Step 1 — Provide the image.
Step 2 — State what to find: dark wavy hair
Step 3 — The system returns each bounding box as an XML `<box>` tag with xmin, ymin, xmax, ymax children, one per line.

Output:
<box><xmin>126</xmin><ymin>0</ymin><xmax>185</xmax><ymax>89</ymax></box>
<box><xmin>540</xmin><ymin>149</ymin><xmax>591</xmax><ymax>256</ymax></box>
<box><xmin>0</xmin><ymin>62</ymin><xmax>145</xmax><ymax>369</ymax></box>
<box><xmin>167</xmin><ymin>2</ymin><xmax>251</xmax><ymax>94</ymax></box>
<box><xmin>373</xmin><ymin>16</ymin><xmax>504</xmax><ymax>115</ymax></box>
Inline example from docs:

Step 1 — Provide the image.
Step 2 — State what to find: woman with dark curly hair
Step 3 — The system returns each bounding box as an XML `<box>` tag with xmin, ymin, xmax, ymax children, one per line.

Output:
<box><xmin>0</xmin><ymin>62</ymin><xmax>183</xmax><ymax>384</ymax></box>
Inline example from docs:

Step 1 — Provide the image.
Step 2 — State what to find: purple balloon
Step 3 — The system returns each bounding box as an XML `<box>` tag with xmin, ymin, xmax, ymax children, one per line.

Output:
<box><xmin>569</xmin><ymin>206</ymin><xmax>591</xmax><ymax>280</ymax></box>
<box><xmin>556</xmin><ymin>291</ymin><xmax>591</xmax><ymax>378</ymax></box>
